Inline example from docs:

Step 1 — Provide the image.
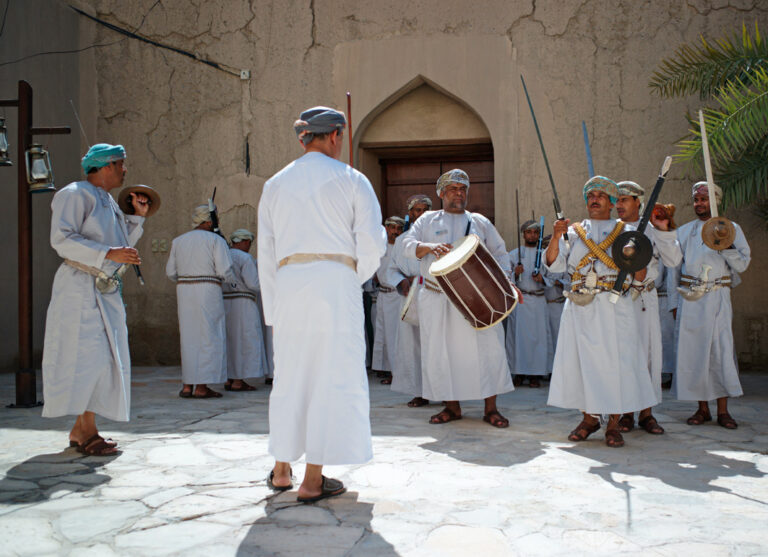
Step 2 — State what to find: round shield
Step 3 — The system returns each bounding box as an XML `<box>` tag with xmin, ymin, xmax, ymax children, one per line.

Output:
<box><xmin>118</xmin><ymin>184</ymin><xmax>161</xmax><ymax>217</ymax></box>
<box><xmin>611</xmin><ymin>230</ymin><xmax>653</xmax><ymax>272</ymax></box>
<box><xmin>702</xmin><ymin>217</ymin><xmax>736</xmax><ymax>250</ymax></box>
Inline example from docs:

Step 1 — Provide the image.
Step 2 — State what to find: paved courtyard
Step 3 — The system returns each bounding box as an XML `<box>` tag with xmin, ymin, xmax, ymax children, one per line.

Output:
<box><xmin>0</xmin><ymin>367</ymin><xmax>766</xmax><ymax>556</ymax></box>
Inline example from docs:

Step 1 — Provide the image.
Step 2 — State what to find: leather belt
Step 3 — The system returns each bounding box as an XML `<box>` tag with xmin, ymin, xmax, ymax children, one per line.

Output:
<box><xmin>378</xmin><ymin>286</ymin><xmax>395</xmax><ymax>293</ymax></box>
<box><xmin>178</xmin><ymin>275</ymin><xmax>222</xmax><ymax>285</ymax></box>
<box><xmin>518</xmin><ymin>288</ymin><xmax>545</xmax><ymax>297</ymax></box>
<box><xmin>570</xmin><ymin>274</ymin><xmax>621</xmax><ymax>294</ymax></box>
<box><xmin>279</xmin><ymin>253</ymin><xmax>356</xmax><ymax>271</ymax></box>
<box><xmin>547</xmin><ymin>296</ymin><xmax>566</xmax><ymax>304</ymax></box>
<box><xmin>680</xmin><ymin>274</ymin><xmax>731</xmax><ymax>289</ymax></box>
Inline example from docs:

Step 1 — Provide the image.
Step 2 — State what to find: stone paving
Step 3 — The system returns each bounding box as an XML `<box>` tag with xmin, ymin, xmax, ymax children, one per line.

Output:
<box><xmin>0</xmin><ymin>367</ymin><xmax>766</xmax><ymax>556</ymax></box>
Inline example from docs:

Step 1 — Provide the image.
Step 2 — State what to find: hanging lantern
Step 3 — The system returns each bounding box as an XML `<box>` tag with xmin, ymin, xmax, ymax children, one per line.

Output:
<box><xmin>0</xmin><ymin>117</ymin><xmax>11</xmax><ymax>166</ymax></box>
<box><xmin>25</xmin><ymin>144</ymin><xmax>56</xmax><ymax>193</ymax></box>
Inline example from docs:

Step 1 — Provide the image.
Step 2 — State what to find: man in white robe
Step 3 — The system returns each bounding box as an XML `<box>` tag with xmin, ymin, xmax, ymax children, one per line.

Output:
<box><xmin>383</xmin><ymin>195</ymin><xmax>432</xmax><ymax>407</ymax></box>
<box><xmin>372</xmin><ymin>216</ymin><xmax>405</xmax><ymax>384</ymax></box>
<box><xmin>403</xmin><ymin>169</ymin><xmax>515</xmax><ymax>428</ymax></box>
<box><xmin>614</xmin><ymin>181</ymin><xmax>668</xmax><ymax>435</ymax></box>
<box><xmin>664</xmin><ymin>182</ymin><xmax>750</xmax><ymax>429</ymax></box>
<box><xmin>258</xmin><ymin>106</ymin><xmax>386</xmax><ymax>502</ymax></box>
<box><xmin>166</xmin><ymin>204</ymin><xmax>233</xmax><ymax>398</ymax></box>
<box><xmin>507</xmin><ymin>219</ymin><xmax>550</xmax><ymax>388</ymax></box>
<box><xmin>42</xmin><ymin>143</ymin><xmax>152</xmax><ymax>455</ymax></box>
<box><xmin>223</xmin><ymin>228</ymin><xmax>267</xmax><ymax>391</ymax></box>
<box><xmin>545</xmin><ymin>176</ymin><xmax>657</xmax><ymax>448</ymax></box>
<box><xmin>658</xmin><ymin>263</ymin><xmax>676</xmax><ymax>389</ymax></box>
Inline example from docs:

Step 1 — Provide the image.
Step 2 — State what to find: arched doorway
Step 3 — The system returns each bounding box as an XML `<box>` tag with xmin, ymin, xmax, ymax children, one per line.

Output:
<box><xmin>357</xmin><ymin>81</ymin><xmax>495</xmax><ymax>221</ymax></box>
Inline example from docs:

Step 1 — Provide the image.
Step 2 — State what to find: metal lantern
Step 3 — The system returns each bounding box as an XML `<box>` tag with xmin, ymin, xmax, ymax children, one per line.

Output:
<box><xmin>25</xmin><ymin>144</ymin><xmax>55</xmax><ymax>193</ymax></box>
<box><xmin>0</xmin><ymin>117</ymin><xmax>11</xmax><ymax>166</ymax></box>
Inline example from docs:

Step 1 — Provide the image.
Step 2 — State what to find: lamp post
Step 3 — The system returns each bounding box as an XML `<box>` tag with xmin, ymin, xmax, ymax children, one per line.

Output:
<box><xmin>0</xmin><ymin>80</ymin><xmax>71</xmax><ymax>408</ymax></box>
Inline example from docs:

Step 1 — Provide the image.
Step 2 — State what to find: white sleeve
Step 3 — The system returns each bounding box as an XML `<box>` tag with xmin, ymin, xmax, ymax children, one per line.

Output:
<box><xmin>50</xmin><ymin>187</ymin><xmax>113</xmax><ymax>270</ymax></box>
<box><xmin>257</xmin><ymin>184</ymin><xmax>278</xmax><ymax>325</ymax></box>
<box><xmin>165</xmin><ymin>240</ymin><xmax>178</xmax><ymax>282</ymax></box>
<box><xmin>720</xmin><ymin>223</ymin><xmax>750</xmax><ymax>274</ymax></box>
<box><xmin>240</xmin><ymin>255</ymin><xmax>260</xmax><ymax>293</ymax></box>
<box><xmin>352</xmin><ymin>173</ymin><xmax>387</xmax><ymax>283</ymax></box>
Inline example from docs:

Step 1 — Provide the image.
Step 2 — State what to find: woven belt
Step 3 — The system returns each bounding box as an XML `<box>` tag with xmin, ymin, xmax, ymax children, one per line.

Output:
<box><xmin>63</xmin><ymin>258</ymin><xmax>109</xmax><ymax>279</ymax></box>
<box><xmin>278</xmin><ymin>253</ymin><xmax>356</xmax><ymax>271</ymax></box>
<box><xmin>657</xmin><ymin>291</ymin><xmax>667</xmax><ymax>297</ymax></box>
<box><xmin>547</xmin><ymin>296</ymin><xmax>566</xmax><ymax>304</ymax></box>
<box><xmin>680</xmin><ymin>274</ymin><xmax>731</xmax><ymax>289</ymax></box>
<box><xmin>178</xmin><ymin>275</ymin><xmax>222</xmax><ymax>285</ymax></box>
<box><xmin>423</xmin><ymin>278</ymin><xmax>442</xmax><ymax>293</ymax></box>
<box><xmin>570</xmin><ymin>274</ymin><xmax>620</xmax><ymax>294</ymax></box>
<box><xmin>518</xmin><ymin>288</ymin><xmax>545</xmax><ymax>297</ymax></box>
<box><xmin>378</xmin><ymin>286</ymin><xmax>395</xmax><ymax>293</ymax></box>
<box><xmin>223</xmin><ymin>291</ymin><xmax>256</xmax><ymax>301</ymax></box>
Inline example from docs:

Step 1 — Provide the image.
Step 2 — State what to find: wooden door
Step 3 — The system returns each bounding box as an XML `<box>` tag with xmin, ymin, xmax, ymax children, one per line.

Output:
<box><xmin>381</xmin><ymin>158</ymin><xmax>494</xmax><ymax>222</ymax></box>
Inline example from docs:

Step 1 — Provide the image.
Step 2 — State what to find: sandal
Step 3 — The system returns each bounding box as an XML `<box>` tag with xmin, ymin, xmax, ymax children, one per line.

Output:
<box><xmin>618</xmin><ymin>413</ymin><xmax>635</xmax><ymax>433</ymax></box>
<box><xmin>76</xmin><ymin>434</ymin><xmax>119</xmax><ymax>456</ymax></box>
<box><xmin>407</xmin><ymin>397</ymin><xmax>429</xmax><ymax>408</ymax></box>
<box><xmin>266</xmin><ymin>468</ymin><xmax>293</xmax><ymax>492</ymax></box>
<box><xmin>483</xmin><ymin>409</ymin><xmax>509</xmax><ymax>428</ymax></box>
<box><xmin>638</xmin><ymin>415</ymin><xmax>664</xmax><ymax>434</ymax></box>
<box><xmin>568</xmin><ymin>419</ymin><xmax>600</xmax><ymax>441</ymax></box>
<box><xmin>380</xmin><ymin>377</ymin><xmax>392</xmax><ymax>385</ymax></box>
<box><xmin>717</xmin><ymin>413</ymin><xmax>738</xmax><ymax>430</ymax></box>
<box><xmin>605</xmin><ymin>429</ymin><xmax>625</xmax><ymax>448</ymax></box>
<box><xmin>429</xmin><ymin>407</ymin><xmax>462</xmax><ymax>424</ymax></box>
<box><xmin>69</xmin><ymin>436</ymin><xmax>117</xmax><ymax>449</ymax></box>
<box><xmin>512</xmin><ymin>375</ymin><xmax>524</xmax><ymax>387</ymax></box>
<box><xmin>178</xmin><ymin>388</ymin><xmax>193</xmax><ymax>398</ymax></box>
<box><xmin>226</xmin><ymin>381</ymin><xmax>257</xmax><ymax>392</ymax></box>
<box><xmin>528</xmin><ymin>377</ymin><xmax>541</xmax><ymax>388</ymax></box>
<box><xmin>686</xmin><ymin>409</ymin><xmax>712</xmax><ymax>425</ymax></box>
<box><xmin>192</xmin><ymin>387</ymin><xmax>223</xmax><ymax>398</ymax></box>
<box><xmin>296</xmin><ymin>476</ymin><xmax>346</xmax><ymax>504</ymax></box>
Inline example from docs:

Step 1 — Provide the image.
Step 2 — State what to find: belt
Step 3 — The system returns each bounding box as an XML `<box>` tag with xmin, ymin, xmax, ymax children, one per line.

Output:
<box><xmin>278</xmin><ymin>253</ymin><xmax>357</xmax><ymax>271</ymax></box>
<box><xmin>518</xmin><ymin>288</ymin><xmax>545</xmax><ymax>297</ymax></box>
<box><xmin>378</xmin><ymin>286</ymin><xmax>395</xmax><ymax>293</ymax></box>
<box><xmin>64</xmin><ymin>258</ymin><xmax>110</xmax><ymax>279</ymax></box>
<box><xmin>680</xmin><ymin>274</ymin><xmax>731</xmax><ymax>289</ymax></box>
<box><xmin>570</xmin><ymin>274</ymin><xmax>621</xmax><ymax>294</ymax></box>
<box><xmin>223</xmin><ymin>291</ymin><xmax>256</xmax><ymax>301</ymax></box>
<box><xmin>656</xmin><ymin>291</ymin><xmax>667</xmax><ymax>297</ymax></box>
<box><xmin>178</xmin><ymin>275</ymin><xmax>222</xmax><ymax>285</ymax></box>
<box><xmin>547</xmin><ymin>296</ymin><xmax>566</xmax><ymax>304</ymax></box>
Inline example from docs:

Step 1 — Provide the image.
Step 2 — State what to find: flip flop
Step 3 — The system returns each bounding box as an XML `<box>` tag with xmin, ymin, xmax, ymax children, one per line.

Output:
<box><xmin>266</xmin><ymin>469</ymin><xmax>293</xmax><ymax>492</ymax></box>
<box><xmin>296</xmin><ymin>476</ymin><xmax>346</xmax><ymax>504</ymax></box>
<box><xmin>225</xmin><ymin>382</ymin><xmax>257</xmax><ymax>392</ymax></box>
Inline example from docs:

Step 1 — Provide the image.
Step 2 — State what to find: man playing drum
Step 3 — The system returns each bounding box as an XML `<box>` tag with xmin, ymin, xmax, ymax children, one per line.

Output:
<box><xmin>383</xmin><ymin>195</ymin><xmax>432</xmax><ymax>407</ymax></box>
<box><xmin>372</xmin><ymin>216</ymin><xmax>406</xmax><ymax>384</ymax></box>
<box><xmin>402</xmin><ymin>169</ymin><xmax>514</xmax><ymax>428</ymax></box>
<box><xmin>545</xmin><ymin>176</ymin><xmax>657</xmax><ymax>448</ymax></box>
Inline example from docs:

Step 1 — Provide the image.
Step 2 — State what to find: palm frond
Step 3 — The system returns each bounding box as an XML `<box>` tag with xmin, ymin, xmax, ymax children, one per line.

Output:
<box><xmin>715</xmin><ymin>143</ymin><xmax>768</xmax><ymax>209</ymax></box>
<box><xmin>676</xmin><ymin>67</ymin><xmax>768</xmax><ymax>167</ymax></box>
<box><xmin>649</xmin><ymin>21</ymin><xmax>768</xmax><ymax>99</ymax></box>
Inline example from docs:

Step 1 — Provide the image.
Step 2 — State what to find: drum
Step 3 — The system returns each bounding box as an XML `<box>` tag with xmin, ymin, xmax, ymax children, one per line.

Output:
<box><xmin>429</xmin><ymin>234</ymin><xmax>518</xmax><ymax>330</ymax></box>
<box><xmin>400</xmin><ymin>276</ymin><xmax>420</xmax><ymax>325</ymax></box>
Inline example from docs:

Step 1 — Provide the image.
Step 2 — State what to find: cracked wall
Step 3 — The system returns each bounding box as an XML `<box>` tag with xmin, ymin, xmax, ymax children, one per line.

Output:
<box><xmin>1</xmin><ymin>0</ymin><xmax>766</xmax><ymax>367</ymax></box>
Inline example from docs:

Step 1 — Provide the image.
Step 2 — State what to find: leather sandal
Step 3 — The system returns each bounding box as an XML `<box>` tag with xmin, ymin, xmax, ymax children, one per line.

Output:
<box><xmin>686</xmin><ymin>409</ymin><xmax>712</xmax><ymax>425</ymax></box>
<box><xmin>618</xmin><ymin>413</ymin><xmax>634</xmax><ymax>432</ymax></box>
<box><xmin>483</xmin><ymin>409</ymin><xmax>509</xmax><ymax>428</ymax></box>
<box><xmin>605</xmin><ymin>429</ymin><xmax>625</xmax><ymax>448</ymax></box>
<box><xmin>638</xmin><ymin>415</ymin><xmax>664</xmax><ymax>434</ymax></box>
<box><xmin>407</xmin><ymin>397</ymin><xmax>429</xmax><ymax>408</ymax></box>
<box><xmin>429</xmin><ymin>407</ymin><xmax>462</xmax><ymax>424</ymax></box>
<box><xmin>568</xmin><ymin>419</ymin><xmax>600</xmax><ymax>441</ymax></box>
<box><xmin>717</xmin><ymin>413</ymin><xmax>738</xmax><ymax>429</ymax></box>
<box><xmin>76</xmin><ymin>434</ymin><xmax>119</xmax><ymax>456</ymax></box>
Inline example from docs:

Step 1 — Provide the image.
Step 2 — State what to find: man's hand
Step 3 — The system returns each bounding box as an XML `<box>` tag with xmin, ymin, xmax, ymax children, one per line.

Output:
<box><xmin>532</xmin><ymin>272</ymin><xmax>544</xmax><ymax>283</ymax></box>
<box><xmin>552</xmin><ymin>218</ymin><xmax>570</xmax><ymax>239</ymax></box>
<box><xmin>398</xmin><ymin>278</ymin><xmax>410</xmax><ymax>297</ymax></box>
<box><xmin>106</xmin><ymin>247</ymin><xmax>141</xmax><ymax>265</ymax></box>
<box><xmin>129</xmin><ymin>192</ymin><xmax>151</xmax><ymax>217</ymax></box>
<box><xmin>672</xmin><ymin>308</ymin><xmax>677</xmax><ymax>320</ymax></box>
<box><xmin>416</xmin><ymin>242</ymin><xmax>453</xmax><ymax>259</ymax></box>
<box><xmin>514</xmin><ymin>263</ymin><xmax>524</xmax><ymax>276</ymax></box>
<box><xmin>650</xmin><ymin>211</ymin><xmax>669</xmax><ymax>231</ymax></box>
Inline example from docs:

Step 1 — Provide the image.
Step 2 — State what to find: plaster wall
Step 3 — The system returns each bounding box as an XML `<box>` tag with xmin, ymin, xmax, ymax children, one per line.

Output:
<box><xmin>2</xmin><ymin>0</ymin><xmax>766</xmax><ymax>368</ymax></box>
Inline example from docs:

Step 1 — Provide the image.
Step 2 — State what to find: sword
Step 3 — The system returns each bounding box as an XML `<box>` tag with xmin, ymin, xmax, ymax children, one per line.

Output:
<box><xmin>533</xmin><ymin>215</ymin><xmax>545</xmax><ymax>275</ymax></box>
<box><xmin>698</xmin><ymin>109</ymin><xmax>735</xmax><ymax>250</ymax></box>
<box><xmin>608</xmin><ymin>156</ymin><xmax>673</xmax><ymax>304</ymax></box>
<box><xmin>515</xmin><ymin>188</ymin><xmax>522</xmax><ymax>267</ymax></box>
<box><xmin>347</xmin><ymin>91</ymin><xmax>354</xmax><ymax>168</ymax></box>
<box><xmin>520</xmin><ymin>75</ymin><xmax>568</xmax><ymax>250</ymax></box>
<box><xmin>582</xmin><ymin>120</ymin><xmax>594</xmax><ymax>178</ymax></box>
<box><xmin>208</xmin><ymin>187</ymin><xmax>224</xmax><ymax>238</ymax></box>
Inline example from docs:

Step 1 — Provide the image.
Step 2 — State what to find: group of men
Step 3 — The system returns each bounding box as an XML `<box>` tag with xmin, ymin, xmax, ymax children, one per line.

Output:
<box><xmin>39</xmin><ymin>104</ymin><xmax>750</xmax><ymax>503</ymax></box>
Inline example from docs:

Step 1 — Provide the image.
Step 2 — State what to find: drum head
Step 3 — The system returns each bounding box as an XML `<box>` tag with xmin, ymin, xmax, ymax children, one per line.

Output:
<box><xmin>702</xmin><ymin>217</ymin><xmax>736</xmax><ymax>250</ymax></box>
<box><xmin>611</xmin><ymin>230</ymin><xmax>653</xmax><ymax>272</ymax></box>
<box><xmin>429</xmin><ymin>234</ymin><xmax>479</xmax><ymax>276</ymax></box>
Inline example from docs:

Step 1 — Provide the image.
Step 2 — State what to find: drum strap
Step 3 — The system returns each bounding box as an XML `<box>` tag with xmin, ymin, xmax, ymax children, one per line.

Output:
<box><xmin>464</xmin><ymin>214</ymin><xmax>472</xmax><ymax>236</ymax></box>
<box><xmin>571</xmin><ymin>222</ymin><xmax>624</xmax><ymax>284</ymax></box>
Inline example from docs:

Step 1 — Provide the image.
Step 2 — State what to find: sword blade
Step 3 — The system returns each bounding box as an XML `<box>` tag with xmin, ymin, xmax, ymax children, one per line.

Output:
<box><xmin>582</xmin><ymin>120</ymin><xmax>594</xmax><ymax>178</ymax></box>
<box><xmin>698</xmin><ymin>109</ymin><xmax>718</xmax><ymax>218</ymax></box>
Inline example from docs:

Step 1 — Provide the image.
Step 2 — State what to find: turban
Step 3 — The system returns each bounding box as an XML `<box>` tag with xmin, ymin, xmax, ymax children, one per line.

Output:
<box><xmin>385</xmin><ymin>216</ymin><xmax>406</xmax><ymax>227</ymax></box>
<box><xmin>692</xmin><ymin>181</ymin><xmax>723</xmax><ymax>204</ymax></box>
<box><xmin>583</xmin><ymin>175</ymin><xmax>619</xmax><ymax>204</ymax></box>
<box><xmin>293</xmin><ymin>106</ymin><xmax>346</xmax><ymax>146</ymax></box>
<box><xmin>407</xmin><ymin>194</ymin><xmax>432</xmax><ymax>211</ymax></box>
<box><xmin>192</xmin><ymin>204</ymin><xmax>214</xmax><ymax>225</ymax></box>
<box><xmin>617</xmin><ymin>180</ymin><xmax>645</xmax><ymax>208</ymax></box>
<box><xmin>520</xmin><ymin>219</ymin><xmax>541</xmax><ymax>233</ymax></box>
<box><xmin>81</xmin><ymin>143</ymin><xmax>126</xmax><ymax>174</ymax></box>
<box><xmin>436</xmin><ymin>169</ymin><xmax>470</xmax><ymax>195</ymax></box>
<box><xmin>230</xmin><ymin>228</ymin><xmax>254</xmax><ymax>243</ymax></box>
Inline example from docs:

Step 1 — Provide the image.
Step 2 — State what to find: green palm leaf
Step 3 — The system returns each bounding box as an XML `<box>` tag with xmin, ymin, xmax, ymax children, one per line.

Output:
<box><xmin>650</xmin><ymin>22</ymin><xmax>768</xmax><ymax>100</ymax></box>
